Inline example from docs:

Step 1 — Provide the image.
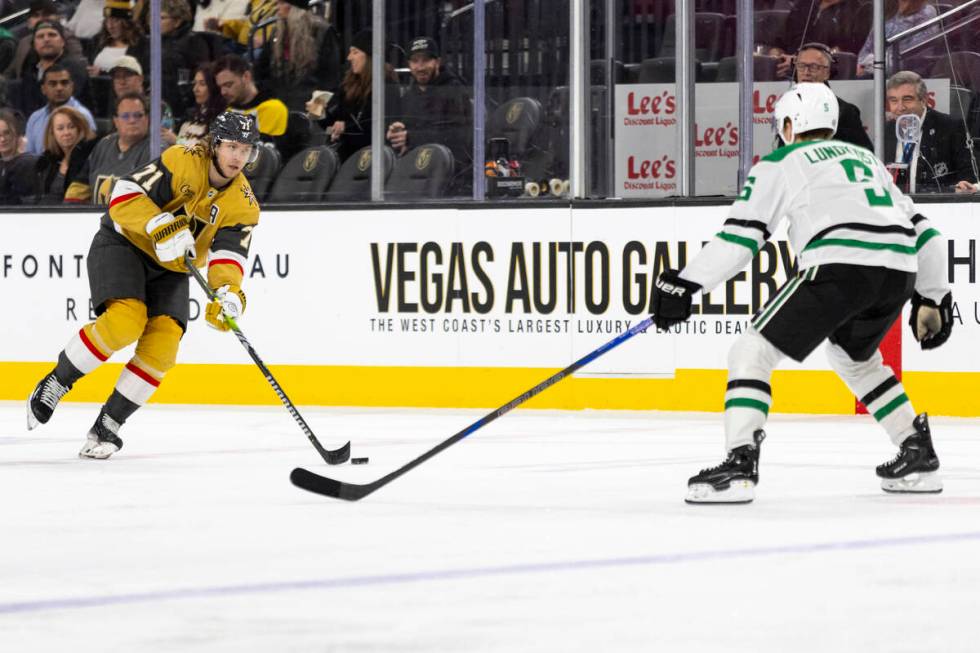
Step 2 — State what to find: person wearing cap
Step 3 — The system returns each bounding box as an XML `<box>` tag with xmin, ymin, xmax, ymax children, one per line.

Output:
<box><xmin>87</xmin><ymin>0</ymin><xmax>148</xmax><ymax>77</ymax></box>
<box><xmin>791</xmin><ymin>43</ymin><xmax>873</xmax><ymax>152</ymax></box>
<box><xmin>24</xmin><ymin>63</ymin><xmax>97</xmax><ymax>155</ymax></box>
<box><xmin>4</xmin><ymin>0</ymin><xmax>85</xmax><ymax>79</ymax></box>
<box><xmin>386</xmin><ymin>36</ymin><xmax>472</xmax><ymax>193</ymax></box>
<box><xmin>110</xmin><ymin>54</ymin><xmax>144</xmax><ymax>99</ymax></box>
<box><xmin>16</xmin><ymin>19</ymin><xmax>91</xmax><ymax>116</ymax></box>
<box><xmin>320</xmin><ymin>29</ymin><xmax>399</xmax><ymax>162</ymax></box>
<box><xmin>252</xmin><ymin>0</ymin><xmax>343</xmax><ymax>111</ymax></box>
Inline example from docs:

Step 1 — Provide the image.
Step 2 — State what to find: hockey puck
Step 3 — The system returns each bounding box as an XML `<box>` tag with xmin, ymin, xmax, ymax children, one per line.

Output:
<box><xmin>351</xmin><ymin>457</ymin><xmax>369</xmax><ymax>465</ymax></box>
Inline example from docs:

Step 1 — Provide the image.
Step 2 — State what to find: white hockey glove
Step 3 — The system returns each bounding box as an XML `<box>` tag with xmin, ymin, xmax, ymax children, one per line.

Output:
<box><xmin>909</xmin><ymin>291</ymin><xmax>953</xmax><ymax>350</ymax></box>
<box><xmin>205</xmin><ymin>284</ymin><xmax>246</xmax><ymax>331</ymax></box>
<box><xmin>146</xmin><ymin>212</ymin><xmax>195</xmax><ymax>263</ymax></box>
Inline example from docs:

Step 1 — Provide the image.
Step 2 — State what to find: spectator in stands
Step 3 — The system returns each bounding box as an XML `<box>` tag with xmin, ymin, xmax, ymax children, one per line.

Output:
<box><xmin>16</xmin><ymin>19</ymin><xmax>91</xmax><ymax>117</ymax></box>
<box><xmin>4</xmin><ymin>0</ymin><xmax>85</xmax><ymax>79</ymax></box>
<box><xmin>884</xmin><ymin>70</ymin><xmax>978</xmax><ymax>193</ymax></box>
<box><xmin>64</xmin><ymin>92</ymin><xmax>152</xmax><ymax>204</ymax></box>
<box><xmin>386</xmin><ymin>36</ymin><xmax>471</xmax><ymax>193</ymax></box>
<box><xmin>160</xmin><ymin>0</ymin><xmax>211</xmax><ymax>116</ymax></box>
<box><xmin>67</xmin><ymin>0</ymin><xmax>109</xmax><ymax>40</ymax></box>
<box><xmin>110</xmin><ymin>54</ymin><xmax>144</xmax><ymax>98</ymax></box>
<box><xmin>0</xmin><ymin>110</ymin><xmax>36</xmax><ymax>206</ymax></box>
<box><xmin>193</xmin><ymin>0</ymin><xmax>248</xmax><ymax>33</ymax></box>
<box><xmin>176</xmin><ymin>62</ymin><xmax>226</xmax><ymax>146</ymax></box>
<box><xmin>212</xmin><ymin>53</ymin><xmax>295</xmax><ymax>155</ymax></box>
<box><xmin>793</xmin><ymin>42</ymin><xmax>873</xmax><ymax>151</ymax></box>
<box><xmin>321</xmin><ymin>29</ymin><xmax>398</xmax><ymax>162</ymax></box>
<box><xmin>253</xmin><ymin>0</ymin><xmax>343</xmax><ymax>111</ymax></box>
<box><xmin>25</xmin><ymin>64</ymin><xmax>97</xmax><ymax>155</ymax></box>
<box><xmin>770</xmin><ymin>0</ymin><xmax>870</xmax><ymax>78</ymax></box>
<box><xmin>856</xmin><ymin>0</ymin><xmax>939</xmax><ymax>77</ymax></box>
<box><xmin>87</xmin><ymin>0</ymin><xmax>148</xmax><ymax>76</ymax></box>
<box><xmin>31</xmin><ymin>105</ymin><xmax>96</xmax><ymax>203</ymax></box>
<box><xmin>206</xmin><ymin>0</ymin><xmax>277</xmax><ymax>56</ymax></box>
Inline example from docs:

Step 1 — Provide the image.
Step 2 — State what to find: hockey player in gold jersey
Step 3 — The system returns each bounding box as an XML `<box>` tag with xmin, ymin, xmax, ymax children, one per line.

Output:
<box><xmin>26</xmin><ymin>112</ymin><xmax>262</xmax><ymax>459</ymax></box>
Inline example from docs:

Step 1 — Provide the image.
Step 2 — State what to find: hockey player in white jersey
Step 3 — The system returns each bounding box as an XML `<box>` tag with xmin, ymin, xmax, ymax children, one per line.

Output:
<box><xmin>651</xmin><ymin>83</ymin><xmax>953</xmax><ymax>503</ymax></box>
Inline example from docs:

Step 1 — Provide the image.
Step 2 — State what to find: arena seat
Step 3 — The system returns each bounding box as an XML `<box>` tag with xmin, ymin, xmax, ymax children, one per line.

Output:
<box><xmin>384</xmin><ymin>144</ymin><xmax>455</xmax><ymax>201</ymax></box>
<box><xmin>658</xmin><ymin>12</ymin><xmax>726</xmax><ymax>62</ymax></box>
<box><xmin>486</xmin><ymin>97</ymin><xmax>544</xmax><ymax>159</ymax></box>
<box><xmin>323</xmin><ymin>145</ymin><xmax>395</xmax><ymax>202</ymax></box>
<box><xmin>266</xmin><ymin>145</ymin><xmax>339</xmax><ymax>203</ymax></box>
<box><xmin>242</xmin><ymin>144</ymin><xmax>281</xmax><ymax>202</ymax></box>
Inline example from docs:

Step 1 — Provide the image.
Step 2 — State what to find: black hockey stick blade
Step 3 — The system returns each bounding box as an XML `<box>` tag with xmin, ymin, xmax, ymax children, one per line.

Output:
<box><xmin>289</xmin><ymin>316</ymin><xmax>655</xmax><ymax>500</ymax></box>
<box><xmin>184</xmin><ymin>254</ymin><xmax>350</xmax><ymax>465</ymax></box>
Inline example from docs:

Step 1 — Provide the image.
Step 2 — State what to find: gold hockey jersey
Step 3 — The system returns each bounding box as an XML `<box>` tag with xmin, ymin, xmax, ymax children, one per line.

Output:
<box><xmin>105</xmin><ymin>143</ymin><xmax>260</xmax><ymax>289</ymax></box>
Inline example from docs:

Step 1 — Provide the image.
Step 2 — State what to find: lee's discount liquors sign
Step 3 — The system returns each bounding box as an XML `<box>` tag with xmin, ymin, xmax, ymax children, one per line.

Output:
<box><xmin>614</xmin><ymin>80</ymin><xmax>949</xmax><ymax>198</ymax></box>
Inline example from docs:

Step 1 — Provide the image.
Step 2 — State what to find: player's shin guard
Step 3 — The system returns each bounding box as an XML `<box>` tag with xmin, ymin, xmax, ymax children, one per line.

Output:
<box><xmin>825</xmin><ymin>344</ymin><xmax>917</xmax><ymax>445</ymax></box>
<box><xmin>723</xmin><ymin>329</ymin><xmax>783</xmax><ymax>451</ymax></box>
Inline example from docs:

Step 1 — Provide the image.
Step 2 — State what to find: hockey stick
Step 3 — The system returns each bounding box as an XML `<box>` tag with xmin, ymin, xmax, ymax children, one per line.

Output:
<box><xmin>290</xmin><ymin>316</ymin><xmax>656</xmax><ymax>500</ymax></box>
<box><xmin>185</xmin><ymin>255</ymin><xmax>350</xmax><ymax>465</ymax></box>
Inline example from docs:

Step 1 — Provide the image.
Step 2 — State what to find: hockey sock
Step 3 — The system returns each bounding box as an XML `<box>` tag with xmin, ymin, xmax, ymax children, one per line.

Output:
<box><xmin>62</xmin><ymin>299</ymin><xmax>149</xmax><ymax>378</ymax></box>
<box><xmin>54</xmin><ymin>351</ymin><xmax>85</xmax><ymax>387</ymax></box>
<box><xmin>112</xmin><ymin>315</ymin><xmax>182</xmax><ymax>408</ymax></box>
<box><xmin>724</xmin><ymin>328</ymin><xmax>784</xmax><ymax>450</ymax></box>
<box><xmin>103</xmin><ymin>389</ymin><xmax>141</xmax><ymax>426</ymax></box>
<box><xmin>826</xmin><ymin>344</ymin><xmax>916</xmax><ymax>445</ymax></box>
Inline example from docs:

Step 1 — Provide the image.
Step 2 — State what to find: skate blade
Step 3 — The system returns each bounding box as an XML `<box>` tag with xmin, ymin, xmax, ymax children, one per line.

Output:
<box><xmin>26</xmin><ymin>395</ymin><xmax>39</xmax><ymax>431</ymax></box>
<box><xmin>685</xmin><ymin>479</ymin><xmax>755</xmax><ymax>504</ymax></box>
<box><xmin>79</xmin><ymin>441</ymin><xmax>119</xmax><ymax>460</ymax></box>
<box><xmin>881</xmin><ymin>471</ymin><xmax>943</xmax><ymax>494</ymax></box>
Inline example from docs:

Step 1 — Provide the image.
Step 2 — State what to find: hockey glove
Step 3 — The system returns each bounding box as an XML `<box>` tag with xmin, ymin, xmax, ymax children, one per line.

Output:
<box><xmin>652</xmin><ymin>269</ymin><xmax>701</xmax><ymax>331</ymax></box>
<box><xmin>146</xmin><ymin>212</ymin><xmax>196</xmax><ymax>263</ymax></box>
<box><xmin>909</xmin><ymin>291</ymin><xmax>953</xmax><ymax>350</ymax></box>
<box><xmin>205</xmin><ymin>284</ymin><xmax>246</xmax><ymax>331</ymax></box>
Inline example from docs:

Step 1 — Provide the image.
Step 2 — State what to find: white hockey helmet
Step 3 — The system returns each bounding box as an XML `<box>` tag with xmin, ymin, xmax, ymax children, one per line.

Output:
<box><xmin>773</xmin><ymin>82</ymin><xmax>839</xmax><ymax>145</ymax></box>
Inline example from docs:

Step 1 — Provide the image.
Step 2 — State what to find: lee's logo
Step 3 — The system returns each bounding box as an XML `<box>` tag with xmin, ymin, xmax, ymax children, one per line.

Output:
<box><xmin>627</xmin><ymin>155</ymin><xmax>676</xmax><ymax>179</ymax></box>
<box><xmin>753</xmin><ymin>90</ymin><xmax>779</xmax><ymax>114</ymax></box>
<box><xmin>696</xmin><ymin>122</ymin><xmax>738</xmax><ymax>147</ymax></box>
<box><xmin>626</xmin><ymin>90</ymin><xmax>676</xmax><ymax>115</ymax></box>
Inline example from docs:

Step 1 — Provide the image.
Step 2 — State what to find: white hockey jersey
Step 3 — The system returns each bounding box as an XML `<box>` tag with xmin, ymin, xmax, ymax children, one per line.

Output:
<box><xmin>681</xmin><ymin>139</ymin><xmax>948</xmax><ymax>302</ymax></box>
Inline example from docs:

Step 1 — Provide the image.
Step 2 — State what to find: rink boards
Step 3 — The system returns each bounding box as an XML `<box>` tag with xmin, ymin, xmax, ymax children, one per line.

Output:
<box><xmin>1</xmin><ymin>202</ymin><xmax>977</xmax><ymax>415</ymax></box>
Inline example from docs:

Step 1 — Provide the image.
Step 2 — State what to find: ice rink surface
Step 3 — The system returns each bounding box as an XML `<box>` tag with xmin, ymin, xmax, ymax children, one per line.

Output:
<box><xmin>2</xmin><ymin>401</ymin><xmax>978</xmax><ymax>652</ymax></box>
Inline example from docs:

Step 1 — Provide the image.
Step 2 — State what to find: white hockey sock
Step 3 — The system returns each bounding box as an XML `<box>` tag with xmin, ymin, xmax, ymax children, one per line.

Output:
<box><xmin>826</xmin><ymin>344</ymin><xmax>916</xmax><ymax>445</ymax></box>
<box><xmin>724</xmin><ymin>328</ymin><xmax>784</xmax><ymax>450</ymax></box>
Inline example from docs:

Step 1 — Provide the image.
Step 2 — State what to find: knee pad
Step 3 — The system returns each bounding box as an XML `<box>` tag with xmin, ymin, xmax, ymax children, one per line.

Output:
<box><xmin>133</xmin><ymin>316</ymin><xmax>183</xmax><ymax>375</ymax></box>
<box><xmin>727</xmin><ymin>328</ymin><xmax>784</xmax><ymax>381</ymax></box>
<box><xmin>90</xmin><ymin>299</ymin><xmax>148</xmax><ymax>354</ymax></box>
<box><xmin>826</xmin><ymin>343</ymin><xmax>892</xmax><ymax>397</ymax></box>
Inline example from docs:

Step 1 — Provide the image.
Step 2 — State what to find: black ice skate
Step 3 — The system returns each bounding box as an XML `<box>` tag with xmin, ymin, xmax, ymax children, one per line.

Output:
<box><xmin>79</xmin><ymin>411</ymin><xmax>124</xmax><ymax>460</ymax></box>
<box><xmin>877</xmin><ymin>413</ymin><xmax>942</xmax><ymax>493</ymax></box>
<box><xmin>686</xmin><ymin>430</ymin><xmax>765</xmax><ymax>504</ymax></box>
<box><xmin>27</xmin><ymin>370</ymin><xmax>71</xmax><ymax>430</ymax></box>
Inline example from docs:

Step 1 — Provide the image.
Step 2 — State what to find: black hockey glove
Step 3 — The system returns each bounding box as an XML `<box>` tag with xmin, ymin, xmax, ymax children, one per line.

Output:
<box><xmin>652</xmin><ymin>269</ymin><xmax>701</xmax><ymax>331</ymax></box>
<box><xmin>909</xmin><ymin>291</ymin><xmax>953</xmax><ymax>350</ymax></box>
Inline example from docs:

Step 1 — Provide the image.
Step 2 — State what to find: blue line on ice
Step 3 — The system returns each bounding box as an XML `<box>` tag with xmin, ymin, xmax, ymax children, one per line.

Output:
<box><xmin>2</xmin><ymin>530</ymin><xmax>978</xmax><ymax>615</ymax></box>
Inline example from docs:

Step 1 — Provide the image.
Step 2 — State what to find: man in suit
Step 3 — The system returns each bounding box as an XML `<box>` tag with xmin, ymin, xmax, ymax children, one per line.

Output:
<box><xmin>792</xmin><ymin>42</ymin><xmax>873</xmax><ymax>151</ymax></box>
<box><xmin>884</xmin><ymin>70</ymin><xmax>978</xmax><ymax>194</ymax></box>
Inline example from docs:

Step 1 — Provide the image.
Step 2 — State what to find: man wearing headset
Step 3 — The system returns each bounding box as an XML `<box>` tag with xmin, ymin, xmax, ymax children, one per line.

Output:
<box><xmin>26</xmin><ymin>112</ymin><xmax>262</xmax><ymax>459</ymax></box>
<box><xmin>793</xmin><ymin>42</ymin><xmax>874</xmax><ymax>151</ymax></box>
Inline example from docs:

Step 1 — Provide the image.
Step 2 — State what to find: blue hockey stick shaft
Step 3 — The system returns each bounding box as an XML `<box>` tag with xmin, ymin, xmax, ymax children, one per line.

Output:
<box><xmin>291</xmin><ymin>316</ymin><xmax>656</xmax><ymax>500</ymax></box>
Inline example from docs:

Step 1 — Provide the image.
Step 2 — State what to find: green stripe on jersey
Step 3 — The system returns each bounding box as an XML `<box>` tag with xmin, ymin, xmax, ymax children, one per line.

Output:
<box><xmin>915</xmin><ymin>228</ymin><xmax>941</xmax><ymax>250</ymax></box>
<box><xmin>803</xmin><ymin>238</ymin><xmax>917</xmax><ymax>255</ymax></box>
<box><xmin>725</xmin><ymin>398</ymin><xmax>770</xmax><ymax>415</ymax></box>
<box><xmin>761</xmin><ymin>140</ymin><xmax>823</xmax><ymax>163</ymax></box>
<box><xmin>717</xmin><ymin>231</ymin><xmax>760</xmax><ymax>255</ymax></box>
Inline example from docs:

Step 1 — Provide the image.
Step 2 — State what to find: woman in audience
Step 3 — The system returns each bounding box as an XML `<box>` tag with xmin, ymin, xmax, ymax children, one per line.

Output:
<box><xmin>32</xmin><ymin>106</ymin><xmax>96</xmax><ymax>204</ymax></box>
<box><xmin>87</xmin><ymin>0</ymin><xmax>148</xmax><ymax>76</ymax></box>
<box><xmin>0</xmin><ymin>110</ymin><xmax>36</xmax><ymax>205</ymax></box>
<box><xmin>856</xmin><ymin>0</ymin><xmax>939</xmax><ymax>77</ymax></box>
<box><xmin>253</xmin><ymin>0</ymin><xmax>343</xmax><ymax>111</ymax></box>
<box><xmin>176</xmin><ymin>62</ymin><xmax>227</xmax><ymax>146</ymax></box>
<box><xmin>321</xmin><ymin>30</ymin><xmax>398</xmax><ymax>162</ymax></box>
